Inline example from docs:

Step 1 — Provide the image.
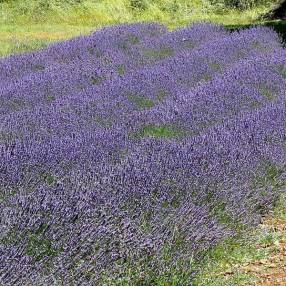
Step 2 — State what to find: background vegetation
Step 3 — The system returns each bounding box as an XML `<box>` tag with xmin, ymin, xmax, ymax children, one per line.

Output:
<box><xmin>0</xmin><ymin>0</ymin><xmax>279</xmax><ymax>56</ymax></box>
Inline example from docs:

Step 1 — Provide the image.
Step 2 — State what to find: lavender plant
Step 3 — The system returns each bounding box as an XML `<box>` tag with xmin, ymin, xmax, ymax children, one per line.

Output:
<box><xmin>0</xmin><ymin>22</ymin><xmax>285</xmax><ymax>285</ymax></box>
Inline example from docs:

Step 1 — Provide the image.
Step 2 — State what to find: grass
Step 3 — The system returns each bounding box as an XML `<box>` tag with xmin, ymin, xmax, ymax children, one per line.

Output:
<box><xmin>26</xmin><ymin>228</ymin><xmax>58</xmax><ymax>261</ymax></box>
<box><xmin>193</xmin><ymin>196</ymin><xmax>286</xmax><ymax>286</ymax></box>
<box><xmin>0</xmin><ymin>24</ymin><xmax>91</xmax><ymax>57</ymax></box>
<box><xmin>128</xmin><ymin>94</ymin><xmax>155</xmax><ymax>109</ymax></box>
<box><xmin>137</xmin><ymin>124</ymin><xmax>186</xmax><ymax>138</ymax></box>
<box><xmin>143</xmin><ymin>47</ymin><xmax>174</xmax><ymax>59</ymax></box>
<box><xmin>0</xmin><ymin>0</ymin><xmax>281</xmax><ymax>57</ymax></box>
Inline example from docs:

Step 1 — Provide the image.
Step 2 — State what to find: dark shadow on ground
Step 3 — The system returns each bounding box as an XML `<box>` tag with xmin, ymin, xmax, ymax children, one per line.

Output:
<box><xmin>226</xmin><ymin>20</ymin><xmax>286</xmax><ymax>44</ymax></box>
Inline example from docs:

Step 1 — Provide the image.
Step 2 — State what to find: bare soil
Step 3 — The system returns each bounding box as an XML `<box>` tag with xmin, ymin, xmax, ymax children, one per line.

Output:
<box><xmin>242</xmin><ymin>215</ymin><xmax>286</xmax><ymax>286</ymax></box>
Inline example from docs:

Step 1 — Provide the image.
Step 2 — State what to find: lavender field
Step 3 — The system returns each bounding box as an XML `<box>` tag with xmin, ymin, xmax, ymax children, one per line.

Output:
<box><xmin>1</xmin><ymin>23</ymin><xmax>286</xmax><ymax>285</ymax></box>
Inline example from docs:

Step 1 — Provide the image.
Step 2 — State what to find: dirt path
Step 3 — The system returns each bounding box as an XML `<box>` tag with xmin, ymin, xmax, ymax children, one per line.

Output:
<box><xmin>239</xmin><ymin>214</ymin><xmax>286</xmax><ymax>286</ymax></box>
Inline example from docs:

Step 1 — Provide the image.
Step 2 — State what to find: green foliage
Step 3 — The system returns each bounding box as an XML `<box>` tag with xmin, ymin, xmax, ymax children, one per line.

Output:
<box><xmin>253</xmin><ymin>161</ymin><xmax>284</xmax><ymax>189</ymax></box>
<box><xmin>208</xmin><ymin>0</ymin><xmax>273</xmax><ymax>11</ymax></box>
<box><xmin>40</xmin><ymin>171</ymin><xmax>57</xmax><ymax>185</ymax></box>
<box><xmin>128</xmin><ymin>94</ymin><xmax>155</xmax><ymax>109</ymax></box>
<box><xmin>192</xmin><ymin>231</ymin><xmax>275</xmax><ymax>286</ymax></box>
<box><xmin>258</xmin><ymin>86</ymin><xmax>276</xmax><ymax>100</ymax></box>
<box><xmin>27</xmin><ymin>233</ymin><xmax>57</xmax><ymax>261</ymax></box>
<box><xmin>90</xmin><ymin>74</ymin><xmax>104</xmax><ymax>85</ymax></box>
<box><xmin>26</xmin><ymin>224</ymin><xmax>59</xmax><ymax>261</ymax></box>
<box><xmin>276</xmin><ymin>64</ymin><xmax>286</xmax><ymax>79</ymax></box>
<box><xmin>143</xmin><ymin>47</ymin><xmax>174</xmax><ymax>60</ymax></box>
<box><xmin>1</xmin><ymin>38</ymin><xmax>52</xmax><ymax>57</ymax></box>
<box><xmin>45</xmin><ymin>94</ymin><xmax>56</xmax><ymax>102</ymax></box>
<box><xmin>117</xmin><ymin>64</ymin><xmax>126</xmax><ymax>76</ymax></box>
<box><xmin>1</xmin><ymin>229</ymin><xmax>22</xmax><ymax>246</ymax></box>
<box><xmin>101</xmin><ymin>238</ymin><xmax>195</xmax><ymax>285</ymax></box>
<box><xmin>0</xmin><ymin>0</ymin><xmax>278</xmax><ymax>57</ymax></box>
<box><xmin>156</xmin><ymin>89</ymin><xmax>170</xmax><ymax>101</ymax></box>
<box><xmin>137</xmin><ymin>124</ymin><xmax>186</xmax><ymax>138</ymax></box>
<box><xmin>130</xmin><ymin>0</ymin><xmax>149</xmax><ymax>11</ymax></box>
<box><xmin>273</xmin><ymin>194</ymin><xmax>286</xmax><ymax>219</ymax></box>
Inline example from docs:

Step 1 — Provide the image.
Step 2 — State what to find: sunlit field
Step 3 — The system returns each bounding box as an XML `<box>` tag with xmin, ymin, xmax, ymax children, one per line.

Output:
<box><xmin>1</xmin><ymin>1</ymin><xmax>286</xmax><ymax>285</ymax></box>
<box><xmin>1</xmin><ymin>21</ymin><xmax>286</xmax><ymax>284</ymax></box>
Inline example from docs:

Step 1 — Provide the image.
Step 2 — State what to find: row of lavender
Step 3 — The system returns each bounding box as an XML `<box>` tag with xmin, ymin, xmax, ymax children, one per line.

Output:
<box><xmin>1</xmin><ymin>23</ymin><xmax>286</xmax><ymax>285</ymax></box>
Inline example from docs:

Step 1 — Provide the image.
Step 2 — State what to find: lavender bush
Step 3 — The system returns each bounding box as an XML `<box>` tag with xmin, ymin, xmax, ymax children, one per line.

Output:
<box><xmin>0</xmin><ymin>22</ymin><xmax>286</xmax><ymax>285</ymax></box>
